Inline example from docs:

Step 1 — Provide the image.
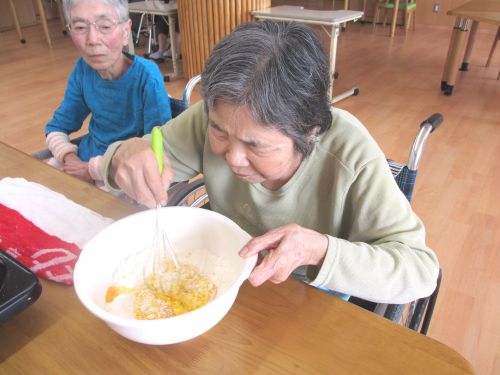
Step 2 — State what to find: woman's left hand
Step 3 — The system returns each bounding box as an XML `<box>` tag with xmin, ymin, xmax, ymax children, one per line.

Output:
<box><xmin>63</xmin><ymin>154</ymin><xmax>93</xmax><ymax>183</ymax></box>
<box><xmin>239</xmin><ymin>224</ymin><xmax>328</xmax><ymax>286</ymax></box>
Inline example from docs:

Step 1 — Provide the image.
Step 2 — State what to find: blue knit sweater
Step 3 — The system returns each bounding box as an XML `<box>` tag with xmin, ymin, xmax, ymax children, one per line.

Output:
<box><xmin>45</xmin><ymin>53</ymin><xmax>171</xmax><ymax>161</ymax></box>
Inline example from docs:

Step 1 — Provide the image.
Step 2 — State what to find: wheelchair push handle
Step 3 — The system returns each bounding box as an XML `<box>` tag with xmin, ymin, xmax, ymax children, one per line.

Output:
<box><xmin>420</xmin><ymin>113</ymin><xmax>443</xmax><ymax>133</ymax></box>
<box><xmin>408</xmin><ymin>113</ymin><xmax>444</xmax><ymax>171</ymax></box>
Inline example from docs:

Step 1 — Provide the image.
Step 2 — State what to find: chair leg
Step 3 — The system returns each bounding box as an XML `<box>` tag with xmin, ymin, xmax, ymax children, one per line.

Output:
<box><xmin>372</xmin><ymin>6</ymin><xmax>380</xmax><ymax>32</ymax></box>
<box><xmin>55</xmin><ymin>0</ymin><xmax>66</xmax><ymax>34</ymax></box>
<box><xmin>486</xmin><ymin>26</ymin><xmax>499</xmax><ymax>67</ymax></box>
<box><xmin>406</xmin><ymin>11</ymin><xmax>412</xmax><ymax>31</ymax></box>
<box><xmin>7</xmin><ymin>0</ymin><xmax>25</xmax><ymax>43</ymax></box>
<box><xmin>383</xmin><ymin>9</ymin><xmax>388</xmax><ymax>28</ymax></box>
<box><xmin>136</xmin><ymin>13</ymin><xmax>146</xmax><ymax>45</ymax></box>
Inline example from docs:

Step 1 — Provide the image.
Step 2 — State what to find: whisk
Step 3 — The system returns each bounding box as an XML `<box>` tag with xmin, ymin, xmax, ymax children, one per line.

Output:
<box><xmin>111</xmin><ymin>127</ymin><xmax>179</xmax><ymax>292</ymax></box>
<box><xmin>144</xmin><ymin>127</ymin><xmax>179</xmax><ymax>289</ymax></box>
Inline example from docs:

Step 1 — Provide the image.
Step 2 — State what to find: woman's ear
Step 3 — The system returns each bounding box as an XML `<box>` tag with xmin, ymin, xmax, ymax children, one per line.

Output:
<box><xmin>308</xmin><ymin>127</ymin><xmax>320</xmax><ymax>143</ymax></box>
<box><xmin>122</xmin><ymin>19</ymin><xmax>132</xmax><ymax>47</ymax></box>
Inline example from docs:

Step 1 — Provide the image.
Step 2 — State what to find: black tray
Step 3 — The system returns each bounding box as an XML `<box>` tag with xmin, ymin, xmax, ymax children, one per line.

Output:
<box><xmin>0</xmin><ymin>250</ymin><xmax>42</xmax><ymax>324</ymax></box>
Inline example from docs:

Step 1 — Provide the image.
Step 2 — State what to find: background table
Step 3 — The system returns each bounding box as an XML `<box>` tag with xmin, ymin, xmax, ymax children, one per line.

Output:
<box><xmin>251</xmin><ymin>6</ymin><xmax>363</xmax><ymax>104</ymax></box>
<box><xmin>128</xmin><ymin>0</ymin><xmax>180</xmax><ymax>79</ymax></box>
<box><xmin>440</xmin><ymin>0</ymin><xmax>500</xmax><ymax>95</ymax></box>
<box><xmin>0</xmin><ymin>142</ymin><xmax>475</xmax><ymax>374</ymax></box>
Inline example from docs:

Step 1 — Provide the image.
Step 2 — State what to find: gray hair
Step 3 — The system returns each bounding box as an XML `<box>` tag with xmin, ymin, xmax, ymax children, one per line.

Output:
<box><xmin>62</xmin><ymin>0</ymin><xmax>129</xmax><ymax>23</ymax></box>
<box><xmin>201</xmin><ymin>21</ymin><xmax>332</xmax><ymax>157</ymax></box>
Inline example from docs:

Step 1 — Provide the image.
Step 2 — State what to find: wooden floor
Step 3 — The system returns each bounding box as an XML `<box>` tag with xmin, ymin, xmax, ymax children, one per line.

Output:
<box><xmin>1</xmin><ymin>19</ymin><xmax>499</xmax><ymax>375</ymax></box>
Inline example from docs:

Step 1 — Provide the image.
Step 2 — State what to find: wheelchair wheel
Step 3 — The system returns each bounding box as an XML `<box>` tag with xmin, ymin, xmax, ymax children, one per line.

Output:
<box><xmin>167</xmin><ymin>179</ymin><xmax>208</xmax><ymax>208</ymax></box>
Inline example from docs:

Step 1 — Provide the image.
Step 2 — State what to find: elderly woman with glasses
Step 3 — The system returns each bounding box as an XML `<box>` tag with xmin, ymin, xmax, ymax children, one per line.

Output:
<box><xmin>45</xmin><ymin>0</ymin><xmax>171</xmax><ymax>184</ymax></box>
<box><xmin>100</xmin><ymin>21</ymin><xmax>439</xmax><ymax>304</ymax></box>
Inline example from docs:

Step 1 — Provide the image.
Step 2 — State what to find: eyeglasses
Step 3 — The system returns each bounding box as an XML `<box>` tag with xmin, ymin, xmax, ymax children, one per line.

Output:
<box><xmin>67</xmin><ymin>18</ymin><xmax>124</xmax><ymax>35</ymax></box>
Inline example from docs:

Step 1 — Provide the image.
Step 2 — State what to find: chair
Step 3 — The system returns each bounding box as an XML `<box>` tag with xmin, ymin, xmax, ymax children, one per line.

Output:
<box><xmin>372</xmin><ymin>0</ymin><xmax>417</xmax><ymax>37</ymax></box>
<box><xmin>166</xmin><ymin>96</ymin><xmax>444</xmax><ymax>334</ymax></box>
<box><xmin>31</xmin><ymin>75</ymin><xmax>201</xmax><ymax>161</ymax></box>
<box><xmin>486</xmin><ymin>26</ymin><xmax>499</xmax><ymax>80</ymax></box>
<box><xmin>135</xmin><ymin>17</ymin><xmax>157</xmax><ymax>53</ymax></box>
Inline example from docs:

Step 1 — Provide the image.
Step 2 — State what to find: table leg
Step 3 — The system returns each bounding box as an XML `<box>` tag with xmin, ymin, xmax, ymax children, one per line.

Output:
<box><xmin>55</xmin><ymin>0</ymin><xmax>67</xmax><ymax>35</ymax></box>
<box><xmin>362</xmin><ymin>0</ymin><xmax>367</xmax><ymax>22</ymax></box>
<box><xmin>7</xmin><ymin>0</ymin><xmax>25</xmax><ymax>44</ymax></box>
<box><xmin>165</xmin><ymin>14</ymin><xmax>179</xmax><ymax>81</ymax></box>
<box><xmin>148</xmin><ymin>15</ymin><xmax>153</xmax><ymax>54</ymax></box>
<box><xmin>35</xmin><ymin>0</ymin><xmax>53</xmax><ymax>48</ymax></box>
<box><xmin>329</xmin><ymin>24</ymin><xmax>359</xmax><ymax>105</ymax></box>
<box><xmin>441</xmin><ymin>21</ymin><xmax>459</xmax><ymax>90</ymax></box>
<box><xmin>342</xmin><ymin>0</ymin><xmax>349</xmax><ymax>28</ymax></box>
<box><xmin>442</xmin><ymin>17</ymin><xmax>470</xmax><ymax>96</ymax></box>
<box><xmin>486</xmin><ymin>26</ymin><xmax>500</xmax><ymax>67</ymax></box>
<box><xmin>390</xmin><ymin>0</ymin><xmax>399</xmax><ymax>37</ymax></box>
<box><xmin>460</xmin><ymin>20</ymin><xmax>478</xmax><ymax>71</ymax></box>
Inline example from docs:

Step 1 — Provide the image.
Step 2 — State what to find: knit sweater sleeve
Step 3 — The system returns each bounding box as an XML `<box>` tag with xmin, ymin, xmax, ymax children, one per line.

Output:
<box><xmin>45</xmin><ymin>59</ymin><xmax>91</xmax><ymax>136</ymax></box>
<box><xmin>140</xmin><ymin>63</ymin><xmax>172</xmax><ymax>135</ymax></box>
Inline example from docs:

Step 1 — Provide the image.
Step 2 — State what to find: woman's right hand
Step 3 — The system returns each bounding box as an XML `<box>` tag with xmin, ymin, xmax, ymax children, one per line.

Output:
<box><xmin>110</xmin><ymin>137</ymin><xmax>173</xmax><ymax>208</ymax></box>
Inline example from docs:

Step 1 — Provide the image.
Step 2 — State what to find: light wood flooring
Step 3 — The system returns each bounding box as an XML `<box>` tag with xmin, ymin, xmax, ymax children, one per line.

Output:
<box><xmin>0</xmin><ymin>19</ymin><xmax>499</xmax><ymax>375</ymax></box>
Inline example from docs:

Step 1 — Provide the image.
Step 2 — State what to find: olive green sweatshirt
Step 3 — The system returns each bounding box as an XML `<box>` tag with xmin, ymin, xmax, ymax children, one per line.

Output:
<box><xmin>103</xmin><ymin>101</ymin><xmax>439</xmax><ymax>304</ymax></box>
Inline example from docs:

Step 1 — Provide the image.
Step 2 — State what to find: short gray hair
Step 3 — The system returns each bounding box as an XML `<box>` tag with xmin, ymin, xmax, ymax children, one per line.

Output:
<box><xmin>62</xmin><ymin>0</ymin><xmax>129</xmax><ymax>23</ymax></box>
<box><xmin>201</xmin><ymin>21</ymin><xmax>332</xmax><ymax>157</ymax></box>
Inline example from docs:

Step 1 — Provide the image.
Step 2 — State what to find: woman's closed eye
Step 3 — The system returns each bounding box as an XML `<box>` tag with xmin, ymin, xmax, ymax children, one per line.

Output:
<box><xmin>209</xmin><ymin>123</ymin><xmax>228</xmax><ymax>140</ymax></box>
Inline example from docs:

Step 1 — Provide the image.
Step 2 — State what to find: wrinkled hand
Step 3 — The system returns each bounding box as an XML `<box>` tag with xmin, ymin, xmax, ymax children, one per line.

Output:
<box><xmin>63</xmin><ymin>153</ymin><xmax>92</xmax><ymax>183</ymax></box>
<box><xmin>239</xmin><ymin>224</ymin><xmax>328</xmax><ymax>287</ymax></box>
<box><xmin>110</xmin><ymin>137</ymin><xmax>173</xmax><ymax>208</ymax></box>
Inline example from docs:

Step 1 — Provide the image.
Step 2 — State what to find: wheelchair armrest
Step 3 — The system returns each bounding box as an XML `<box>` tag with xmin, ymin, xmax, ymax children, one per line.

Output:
<box><xmin>31</xmin><ymin>148</ymin><xmax>54</xmax><ymax>160</ymax></box>
<box><xmin>169</xmin><ymin>75</ymin><xmax>202</xmax><ymax>118</ymax></box>
<box><xmin>31</xmin><ymin>135</ymin><xmax>84</xmax><ymax>160</ymax></box>
<box><xmin>182</xmin><ymin>75</ymin><xmax>201</xmax><ymax>105</ymax></box>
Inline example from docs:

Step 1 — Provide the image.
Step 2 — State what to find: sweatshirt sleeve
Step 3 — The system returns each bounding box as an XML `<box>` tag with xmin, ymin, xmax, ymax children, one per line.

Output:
<box><xmin>310</xmin><ymin>155</ymin><xmax>439</xmax><ymax>304</ymax></box>
<box><xmin>101</xmin><ymin>102</ymin><xmax>207</xmax><ymax>192</ymax></box>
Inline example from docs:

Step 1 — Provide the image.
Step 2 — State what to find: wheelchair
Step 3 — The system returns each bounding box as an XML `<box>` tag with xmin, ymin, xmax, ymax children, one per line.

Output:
<box><xmin>166</xmin><ymin>109</ymin><xmax>444</xmax><ymax>335</ymax></box>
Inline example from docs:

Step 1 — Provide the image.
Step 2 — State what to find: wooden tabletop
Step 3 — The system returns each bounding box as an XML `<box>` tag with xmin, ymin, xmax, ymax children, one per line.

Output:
<box><xmin>251</xmin><ymin>6</ymin><xmax>363</xmax><ymax>26</ymax></box>
<box><xmin>0</xmin><ymin>142</ymin><xmax>475</xmax><ymax>374</ymax></box>
<box><xmin>447</xmin><ymin>0</ymin><xmax>500</xmax><ymax>25</ymax></box>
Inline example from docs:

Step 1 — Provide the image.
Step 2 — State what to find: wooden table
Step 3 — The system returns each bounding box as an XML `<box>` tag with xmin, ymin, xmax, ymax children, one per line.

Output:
<box><xmin>0</xmin><ymin>142</ymin><xmax>475</xmax><ymax>374</ymax></box>
<box><xmin>251</xmin><ymin>6</ymin><xmax>363</xmax><ymax>105</ymax></box>
<box><xmin>441</xmin><ymin>0</ymin><xmax>500</xmax><ymax>95</ymax></box>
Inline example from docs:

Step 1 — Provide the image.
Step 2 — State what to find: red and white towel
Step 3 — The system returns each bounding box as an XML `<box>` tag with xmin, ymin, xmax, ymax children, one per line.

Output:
<box><xmin>0</xmin><ymin>177</ymin><xmax>113</xmax><ymax>285</ymax></box>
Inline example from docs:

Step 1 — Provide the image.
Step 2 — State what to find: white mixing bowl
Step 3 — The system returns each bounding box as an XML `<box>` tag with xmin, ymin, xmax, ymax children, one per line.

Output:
<box><xmin>74</xmin><ymin>206</ymin><xmax>256</xmax><ymax>345</ymax></box>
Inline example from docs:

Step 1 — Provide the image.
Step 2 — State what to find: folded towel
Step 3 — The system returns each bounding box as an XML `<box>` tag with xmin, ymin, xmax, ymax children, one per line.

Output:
<box><xmin>0</xmin><ymin>177</ymin><xmax>113</xmax><ymax>285</ymax></box>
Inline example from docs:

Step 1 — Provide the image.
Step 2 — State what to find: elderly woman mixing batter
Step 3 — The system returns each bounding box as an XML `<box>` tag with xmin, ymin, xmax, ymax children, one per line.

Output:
<box><xmin>101</xmin><ymin>21</ymin><xmax>439</xmax><ymax>304</ymax></box>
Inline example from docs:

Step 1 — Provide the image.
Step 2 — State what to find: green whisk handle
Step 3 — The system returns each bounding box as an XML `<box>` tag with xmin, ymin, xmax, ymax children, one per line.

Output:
<box><xmin>151</xmin><ymin>126</ymin><xmax>163</xmax><ymax>174</ymax></box>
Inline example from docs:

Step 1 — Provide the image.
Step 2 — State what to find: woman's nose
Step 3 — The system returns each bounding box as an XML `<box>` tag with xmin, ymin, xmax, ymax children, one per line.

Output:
<box><xmin>86</xmin><ymin>25</ymin><xmax>100</xmax><ymax>44</ymax></box>
<box><xmin>225</xmin><ymin>144</ymin><xmax>248</xmax><ymax>168</ymax></box>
